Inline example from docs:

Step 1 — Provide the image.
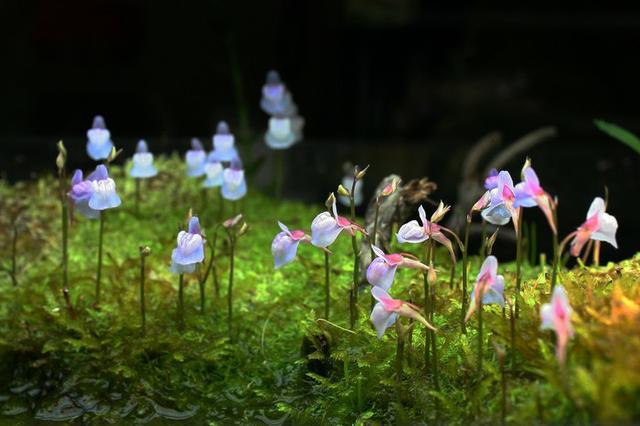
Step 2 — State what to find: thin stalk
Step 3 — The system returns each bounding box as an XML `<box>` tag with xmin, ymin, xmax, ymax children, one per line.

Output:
<box><xmin>371</xmin><ymin>200</ymin><xmax>380</xmax><ymax>257</ymax></box>
<box><xmin>135</xmin><ymin>178</ymin><xmax>141</xmax><ymax>215</ymax></box>
<box><xmin>274</xmin><ymin>150</ymin><xmax>283</xmax><ymax>199</ymax></box>
<box><xmin>218</xmin><ymin>188</ymin><xmax>224</xmax><ymax>221</ymax></box>
<box><xmin>140</xmin><ymin>252</ymin><xmax>146</xmax><ymax>335</ymax></box>
<box><xmin>60</xmin><ymin>170</ymin><xmax>68</xmax><ymax>291</ymax></box>
<box><xmin>514</xmin><ymin>212</ymin><xmax>523</xmax><ymax>319</ymax></box>
<box><xmin>593</xmin><ymin>241</ymin><xmax>601</xmax><ymax>266</ymax></box>
<box><xmin>232</xmin><ymin>200</ymin><xmax>238</xmax><ymax>216</ymax></box>
<box><xmin>62</xmin><ymin>288</ymin><xmax>76</xmax><ymax>320</ymax></box>
<box><xmin>199</xmin><ymin>277</ymin><xmax>205</xmax><ymax>313</ymax></box>
<box><xmin>479</xmin><ymin>219</ymin><xmax>487</xmax><ymax>256</ymax></box>
<box><xmin>550</xmin><ymin>206</ymin><xmax>560</xmax><ymax>291</ymax></box>
<box><xmin>177</xmin><ymin>274</ymin><xmax>184</xmax><ymax>331</ymax></box>
<box><xmin>349</xmin><ymin>175</ymin><xmax>359</xmax><ymax>330</ymax></box>
<box><xmin>500</xmin><ymin>348</ymin><xmax>507</xmax><ymax>426</ymax></box>
<box><xmin>227</xmin><ymin>234</ymin><xmax>235</xmax><ymax>340</ymax></box>
<box><xmin>96</xmin><ymin>211</ymin><xmax>105</xmax><ymax>303</ymax></box>
<box><xmin>478</xmin><ymin>302</ymin><xmax>483</xmax><ymax>376</ymax></box>
<box><xmin>461</xmin><ymin>215</ymin><xmax>471</xmax><ymax>334</ymax></box>
<box><xmin>429</xmin><ymin>241</ymin><xmax>440</xmax><ymax>393</ymax></box>
<box><xmin>324</xmin><ymin>251</ymin><xmax>330</xmax><ymax>320</ymax></box>
<box><xmin>10</xmin><ymin>226</ymin><xmax>17</xmax><ymax>286</ymax></box>
<box><xmin>396</xmin><ymin>320</ymin><xmax>404</xmax><ymax>388</ymax></box>
<box><xmin>423</xmin><ymin>243</ymin><xmax>432</xmax><ymax>373</ymax></box>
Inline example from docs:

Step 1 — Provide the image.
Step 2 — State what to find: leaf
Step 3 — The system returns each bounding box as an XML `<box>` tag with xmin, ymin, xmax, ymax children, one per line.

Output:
<box><xmin>594</xmin><ymin>119</ymin><xmax>640</xmax><ymax>155</ymax></box>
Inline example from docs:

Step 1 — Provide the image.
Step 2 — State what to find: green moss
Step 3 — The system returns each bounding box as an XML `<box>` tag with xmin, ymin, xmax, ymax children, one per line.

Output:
<box><xmin>0</xmin><ymin>156</ymin><xmax>639</xmax><ymax>424</ymax></box>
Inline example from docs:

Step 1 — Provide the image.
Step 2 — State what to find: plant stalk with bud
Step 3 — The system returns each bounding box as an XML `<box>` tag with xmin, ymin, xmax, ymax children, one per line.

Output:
<box><xmin>224</xmin><ymin>214</ymin><xmax>248</xmax><ymax>341</ymax></box>
<box><xmin>139</xmin><ymin>246</ymin><xmax>151</xmax><ymax>335</ymax></box>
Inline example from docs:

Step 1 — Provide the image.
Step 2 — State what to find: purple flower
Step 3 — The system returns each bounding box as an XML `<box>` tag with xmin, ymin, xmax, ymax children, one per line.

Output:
<box><xmin>396</xmin><ymin>205</ymin><xmax>456</xmax><ymax>262</ymax></box>
<box><xmin>514</xmin><ymin>165</ymin><xmax>556</xmax><ymax>234</ymax></box>
<box><xmin>366</xmin><ymin>245</ymin><xmax>429</xmax><ymax>291</ymax></box>
<box><xmin>480</xmin><ymin>170</ymin><xmax>521</xmax><ymax>234</ymax></box>
<box><xmin>130</xmin><ymin>140</ymin><xmax>158</xmax><ymax>178</ymax></box>
<box><xmin>68</xmin><ymin>170</ymin><xmax>100</xmax><ymax>219</ymax></box>
<box><xmin>209</xmin><ymin>121</ymin><xmax>239</xmax><ymax>163</ymax></box>
<box><xmin>370</xmin><ymin>286</ymin><xmax>435</xmax><ymax>339</ymax></box>
<box><xmin>260</xmin><ymin>70</ymin><xmax>298</xmax><ymax>116</ymax></box>
<box><xmin>171</xmin><ymin>216</ymin><xmax>205</xmax><ymax>274</ymax></box>
<box><xmin>86</xmin><ymin>115</ymin><xmax>114</xmax><ymax>161</ymax></box>
<box><xmin>221</xmin><ymin>159</ymin><xmax>247</xmax><ymax>201</ymax></box>
<box><xmin>271</xmin><ymin>221</ymin><xmax>311</xmax><ymax>269</ymax></box>
<box><xmin>484</xmin><ymin>168</ymin><xmax>499</xmax><ymax>190</ymax></box>
<box><xmin>464</xmin><ymin>255</ymin><xmax>505</xmax><ymax>321</ymax></box>
<box><xmin>186</xmin><ymin>138</ymin><xmax>206</xmax><ymax>177</ymax></box>
<box><xmin>310</xmin><ymin>197</ymin><xmax>366</xmax><ymax>248</ymax></box>
<box><xmin>68</xmin><ymin>165</ymin><xmax>121</xmax><ymax>217</ymax></box>
<box><xmin>540</xmin><ymin>284</ymin><xmax>574</xmax><ymax>364</ymax></box>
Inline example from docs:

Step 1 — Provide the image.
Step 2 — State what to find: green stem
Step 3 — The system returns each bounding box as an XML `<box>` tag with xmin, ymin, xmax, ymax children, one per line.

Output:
<box><xmin>514</xmin><ymin>212</ymin><xmax>523</xmax><ymax>319</ymax></box>
<box><xmin>349</xmin><ymin>176</ymin><xmax>359</xmax><ymax>330</ymax></box>
<box><xmin>423</xmin><ymin>243</ymin><xmax>431</xmax><ymax>372</ymax></box>
<box><xmin>140</xmin><ymin>253</ymin><xmax>146</xmax><ymax>335</ymax></box>
<box><xmin>228</xmin><ymin>236</ymin><xmax>235</xmax><ymax>341</ymax></box>
<box><xmin>396</xmin><ymin>320</ymin><xmax>404</xmax><ymax>388</ymax></box>
<box><xmin>62</xmin><ymin>197</ymin><xmax>68</xmax><ymax>291</ymax></box>
<box><xmin>550</xmin><ymin>206</ymin><xmax>559</xmax><ymax>292</ymax></box>
<box><xmin>218</xmin><ymin>188</ymin><xmax>224</xmax><ymax>222</ymax></box>
<box><xmin>10</xmin><ymin>226</ymin><xmax>17</xmax><ymax>286</ymax></box>
<box><xmin>135</xmin><ymin>178</ymin><xmax>141</xmax><ymax>215</ymax></box>
<box><xmin>199</xmin><ymin>278</ymin><xmax>205</xmax><ymax>314</ymax></box>
<box><xmin>96</xmin><ymin>211</ymin><xmax>105</xmax><ymax>304</ymax></box>
<box><xmin>274</xmin><ymin>150</ymin><xmax>283</xmax><ymax>199</ymax></box>
<box><xmin>177</xmin><ymin>274</ymin><xmax>184</xmax><ymax>331</ymax></box>
<box><xmin>429</xmin><ymin>241</ymin><xmax>440</xmax><ymax>393</ymax></box>
<box><xmin>478</xmin><ymin>302</ymin><xmax>484</xmax><ymax>376</ymax></box>
<box><xmin>461</xmin><ymin>215</ymin><xmax>471</xmax><ymax>334</ymax></box>
<box><xmin>324</xmin><ymin>251</ymin><xmax>330</xmax><ymax>320</ymax></box>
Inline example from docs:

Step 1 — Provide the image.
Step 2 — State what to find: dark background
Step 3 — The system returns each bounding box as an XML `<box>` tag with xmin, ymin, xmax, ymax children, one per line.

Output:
<box><xmin>1</xmin><ymin>0</ymin><xmax>638</xmax><ymax>260</ymax></box>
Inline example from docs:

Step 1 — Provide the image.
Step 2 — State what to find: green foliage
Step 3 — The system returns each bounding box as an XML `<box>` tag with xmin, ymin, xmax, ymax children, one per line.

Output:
<box><xmin>594</xmin><ymin>119</ymin><xmax>640</xmax><ymax>155</ymax></box>
<box><xmin>0</xmin><ymin>156</ymin><xmax>639</xmax><ymax>423</ymax></box>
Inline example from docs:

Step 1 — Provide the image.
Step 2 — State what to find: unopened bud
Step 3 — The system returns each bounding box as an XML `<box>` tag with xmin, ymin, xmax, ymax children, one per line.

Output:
<box><xmin>430</xmin><ymin>201</ymin><xmax>451</xmax><ymax>223</ymax></box>
<box><xmin>325</xmin><ymin>192</ymin><xmax>336</xmax><ymax>211</ymax></box>
<box><xmin>521</xmin><ymin>157</ymin><xmax>532</xmax><ymax>180</ymax></box>
<box><xmin>238</xmin><ymin>222</ymin><xmax>249</xmax><ymax>236</ymax></box>
<box><xmin>57</xmin><ymin>140</ymin><xmax>67</xmax><ymax>157</ymax></box>
<box><xmin>107</xmin><ymin>146</ymin><xmax>123</xmax><ymax>164</ymax></box>
<box><xmin>427</xmin><ymin>267</ymin><xmax>437</xmax><ymax>284</ymax></box>
<box><xmin>139</xmin><ymin>246</ymin><xmax>152</xmax><ymax>256</ymax></box>
<box><xmin>380</xmin><ymin>178</ymin><xmax>399</xmax><ymax>197</ymax></box>
<box><xmin>486</xmin><ymin>229</ymin><xmax>499</xmax><ymax>255</ymax></box>
<box><xmin>223</xmin><ymin>214</ymin><xmax>243</xmax><ymax>229</ymax></box>
<box><xmin>186</xmin><ymin>208</ymin><xmax>193</xmax><ymax>223</ymax></box>
<box><xmin>355</xmin><ymin>164</ymin><xmax>370</xmax><ymax>180</ymax></box>
<box><xmin>56</xmin><ymin>152</ymin><xmax>66</xmax><ymax>171</ymax></box>
<box><xmin>337</xmin><ymin>184</ymin><xmax>350</xmax><ymax>197</ymax></box>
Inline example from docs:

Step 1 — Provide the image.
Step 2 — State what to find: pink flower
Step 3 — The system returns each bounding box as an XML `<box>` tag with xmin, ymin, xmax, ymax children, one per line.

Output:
<box><xmin>514</xmin><ymin>166</ymin><xmax>557</xmax><ymax>234</ymax></box>
<box><xmin>310</xmin><ymin>198</ymin><xmax>365</xmax><ymax>248</ymax></box>
<box><xmin>271</xmin><ymin>221</ymin><xmax>311</xmax><ymax>269</ymax></box>
<box><xmin>540</xmin><ymin>284</ymin><xmax>574</xmax><ymax>365</ymax></box>
<box><xmin>366</xmin><ymin>245</ymin><xmax>429</xmax><ymax>291</ymax></box>
<box><xmin>464</xmin><ymin>255</ymin><xmax>505</xmax><ymax>321</ymax></box>
<box><xmin>570</xmin><ymin>197</ymin><xmax>618</xmax><ymax>257</ymax></box>
<box><xmin>481</xmin><ymin>170</ymin><xmax>521</xmax><ymax>235</ymax></box>
<box><xmin>396</xmin><ymin>205</ymin><xmax>456</xmax><ymax>262</ymax></box>
<box><xmin>369</xmin><ymin>286</ymin><xmax>436</xmax><ymax>339</ymax></box>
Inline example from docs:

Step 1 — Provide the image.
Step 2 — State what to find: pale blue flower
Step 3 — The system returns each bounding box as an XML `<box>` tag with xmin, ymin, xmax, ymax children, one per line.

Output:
<box><xmin>130</xmin><ymin>140</ymin><xmax>158</xmax><ymax>178</ymax></box>
<box><xmin>86</xmin><ymin>115</ymin><xmax>114</xmax><ymax>161</ymax></box>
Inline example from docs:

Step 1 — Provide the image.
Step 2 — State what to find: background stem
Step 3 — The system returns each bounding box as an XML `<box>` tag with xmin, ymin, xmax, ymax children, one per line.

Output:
<box><xmin>140</xmin><ymin>253</ymin><xmax>146</xmax><ymax>335</ymax></box>
<box><xmin>228</xmin><ymin>236</ymin><xmax>235</xmax><ymax>340</ymax></box>
<box><xmin>178</xmin><ymin>273</ymin><xmax>184</xmax><ymax>331</ymax></box>
<box><xmin>96</xmin><ymin>211</ymin><xmax>105</xmax><ymax>303</ymax></box>
<box><xmin>324</xmin><ymin>251</ymin><xmax>330</xmax><ymax>320</ymax></box>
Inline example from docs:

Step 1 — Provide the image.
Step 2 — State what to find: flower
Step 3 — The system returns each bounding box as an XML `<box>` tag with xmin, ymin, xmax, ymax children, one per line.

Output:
<box><xmin>221</xmin><ymin>159</ymin><xmax>247</xmax><ymax>201</ymax></box>
<box><xmin>68</xmin><ymin>170</ymin><xmax>100</xmax><ymax>219</ymax></box>
<box><xmin>480</xmin><ymin>170</ymin><xmax>521</xmax><ymax>233</ymax></box>
<box><xmin>540</xmin><ymin>284</ymin><xmax>574</xmax><ymax>364</ymax></box>
<box><xmin>88</xmin><ymin>165</ymin><xmax>122</xmax><ymax>211</ymax></box>
<box><xmin>464</xmin><ymin>255</ymin><xmax>505</xmax><ymax>321</ymax></box>
<box><xmin>370</xmin><ymin>286</ymin><xmax>435</xmax><ymax>338</ymax></box>
<box><xmin>260</xmin><ymin>70</ymin><xmax>298</xmax><ymax>116</ymax></box>
<box><xmin>186</xmin><ymin>138</ymin><xmax>206</xmax><ymax>177</ymax></box>
<box><xmin>338</xmin><ymin>175</ymin><xmax>364</xmax><ymax>207</ymax></box>
<box><xmin>202</xmin><ymin>160</ymin><xmax>223</xmax><ymax>188</ymax></box>
<box><xmin>484</xmin><ymin>168</ymin><xmax>499</xmax><ymax>190</ymax></box>
<box><xmin>514</xmin><ymin>165</ymin><xmax>556</xmax><ymax>234</ymax></box>
<box><xmin>396</xmin><ymin>205</ymin><xmax>456</xmax><ymax>262</ymax></box>
<box><xmin>170</xmin><ymin>216</ymin><xmax>205</xmax><ymax>274</ymax></box>
<box><xmin>271</xmin><ymin>221</ymin><xmax>311</xmax><ymax>268</ymax></box>
<box><xmin>310</xmin><ymin>197</ymin><xmax>365</xmax><ymax>248</ymax></box>
<box><xmin>366</xmin><ymin>245</ymin><xmax>428</xmax><ymax>290</ymax></box>
<box><xmin>129</xmin><ymin>140</ymin><xmax>158</xmax><ymax>178</ymax></box>
<box><xmin>570</xmin><ymin>197</ymin><xmax>618</xmax><ymax>257</ymax></box>
<box><xmin>209</xmin><ymin>121</ymin><xmax>239</xmax><ymax>163</ymax></box>
<box><xmin>86</xmin><ymin>115</ymin><xmax>114</xmax><ymax>161</ymax></box>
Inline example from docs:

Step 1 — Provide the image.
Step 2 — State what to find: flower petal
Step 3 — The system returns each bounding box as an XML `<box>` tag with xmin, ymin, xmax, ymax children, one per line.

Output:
<box><xmin>397</xmin><ymin>220</ymin><xmax>428</xmax><ymax>244</ymax></box>
<box><xmin>366</xmin><ymin>258</ymin><xmax>398</xmax><ymax>291</ymax></box>
<box><xmin>310</xmin><ymin>212</ymin><xmax>342</xmax><ymax>248</ymax></box>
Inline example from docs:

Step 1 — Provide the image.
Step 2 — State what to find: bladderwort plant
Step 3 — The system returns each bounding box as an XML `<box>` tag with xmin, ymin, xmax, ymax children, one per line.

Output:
<box><xmin>311</xmin><ymin>192</ymin><xmax>367</xmax><ymax>329</ymax></box>
<box><xmin>197</xmin><ymin>228</ymin><xmax>220</xmax><ymax>313</ymax></box>
<box><xmin>170</xmin><ymin>214</ymin><xmax>206</xmax><ymax>331</ymax></box>
<box><xmin>223</xmin><ymin>214</ymin><xmax>248</xmax><ymax>341</ymax></box>
<box><xmin>56</xmin><ymin>141</ymin><xmax>70</xmax><ymax>300</ymax></box>
<box><xmin>139</xmin><ymin>245</ymin><xmax>151</xmax><ymax>335</ymax></box>
<box><xmin>129</xmin><ymin>140</ymin><xmax>158</xmax><ymax>215</ymax></box>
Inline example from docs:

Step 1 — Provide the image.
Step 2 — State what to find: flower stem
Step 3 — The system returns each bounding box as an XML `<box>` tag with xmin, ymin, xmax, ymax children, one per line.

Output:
<box><xmin>477</xmin><ymin>301</ymin><xmax>484</xmax><ymax>376</ymax></box>
<box><xmin>423</xmin><ymin>243</ymin><xmax>431</xmax><ymax>373</ymax></box>
<box><xmin>500</xmin><ymin>345</ymin><xmax>507</xmax><ymax>426</ymax></box>
<box><xmin>227</xmin><ymin>234</ymin><xmax>235</xmax><ymax>341</ymax></box>
<box><xmin>274</xmin><ymin>150</ymin><xmax>283</xmax><ymax>199</ymax></box>
<box><xmin>349</xmin><ymin>175</ymin><xmax>359</xmax><ymax>330</ymax></box>
<box><xmin>324</xmin><ymin>251</ymin><xmax>330</xmax><ymax>320</ymax></box>
<box><xmin>396</xmin><ymin>319</ymin><xmax>405</xmax><ymax>387</ymax></box>
<box><xmin>177</xmin><ymin>274</ymin><xmax>184</xmax><ymax>331</ymax></box>
<box><xmin>429</xmin><ymin>241</ymin><xmax>440</xmax><ymax>393</ymax></box>
<box><xmin>10</xmin><ymin>226</ymin><xmax>18</xmax><ymax>287</ymax></box>
<box><xmin>96</xmin><ymin>211</ymin><xmax>105</xmax><ymax>304</ymax></box>
<box><xmin>514</xmin><ymin>212</ymin><xmax>523</xmax><ymax>319</ymax></box>
<box><xmin>135</xmin><ymin>178</ymin><xmax>141</xmax><ymax>215</ymax></box>
<box><xmin>140</xmin><ymin>251</ymin><xmax>146</xmax><ymax>335</ymax></box>
<box><xmin>550</xmin><ymin>206</ymin><xmax>559</xmax><ymax>292</ymax></box>
<box><xmin>461</xmin><ymin>215</ymin><xmax>471</xmax><ymax>334</ymax></box>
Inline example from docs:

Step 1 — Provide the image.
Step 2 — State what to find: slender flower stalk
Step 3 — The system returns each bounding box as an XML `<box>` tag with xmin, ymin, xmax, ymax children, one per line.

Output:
<box><xmin>275</xmin><ymin>149</ymin><xmax>283</xmax><ymax>199</ymax></box>
<box><xmin>139</xmin><ymin>246</ymin><xmax>151</xmax><ymax>335</ymax></box>
<box><xmin>348</xmin><ymin>166</ymin><xmax>367</xmax><ymax>329</ymax></box>
<box><xmin>324</xmin><ymin>251</ymin><xmax>331</xmax><ymax>320</ymax></box>
<box><xmin>96</xmin><ymin>211</ymin><xmax>105</xmax><ymax>302</ymax></box>
<box><xmin>461</xmin><ymin>215</ymin><xmax>471</xmax><ymax>333</ymax></box>
<box><xmin>395</xmin><ymin>319</ymin><xmax>405</xmax><ymax>387</ymax></box>
<box><xmin>177</xmin><ymin>274</ymin><xmax>185</xmax><ymax>331</ymax></box>
<box><xmin>57</xmin><ymin>142</ymin><xmax>69</xmax><ymax>294</ymax></box>
<box><xmin>135</xmin><ymin>178</ymin><xmax>141</xmax><ymax>215</ymax></box>
<box><xmin>550</xmin><ymin>204</ymin><xmax>560</xmax><ymax>290</ymax></box>
<box><xmin>514</xmin><ymin>212</ymin><xmax>524</xmax><ymax>318</ymax></box>
<box><xmin>223</xmin><ymin>214</ymin><xmax>248</xmax><ymax>341</ymax></box>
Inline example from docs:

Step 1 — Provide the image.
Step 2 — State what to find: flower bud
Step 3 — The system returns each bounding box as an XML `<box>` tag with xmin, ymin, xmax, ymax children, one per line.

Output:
<box><xmin>139</xmin><ymin>246</ymin><xmax>152</xmax><ymax>256</ymax></box>
<box><xmin>223</xmin><ymin>214</ymin><xmax>244</xmax><ymax>229</ymax></box>
<box><xmin>325</xmin><ymin>192</ymin><xmax>336</xmax><ymax>211</ymax></box>
<box><xmin>380</xmin><ymin>178</ymin><xmax>399</xmax><ymax>197</ymax></box>
<box><xmin>337</xmin><ymin>184</ymin><xmax>350</xmax><ymax>197</ymax></box>
<box><xmin>56</xmin><ymin>152</ymin><xmax>66</xmax><ymax>171</ymax></box>
<box><xmin>107</xmin><ymin>146</ymin><xmax>123</xmax><ymax>164</ymax></box>
<box><xmin>485</xmin><ymin>229</ymin><xmax>499</xmax><ymax>255</ymax></box>
<box><xmin>355</xmin><ymin>164</ymin><xmax>369</xmax><ymax>180</ymax></box>
<box><xmin>238</xmin><ymin>222</ymin><xmax>249</xmax><ymax>236</ymax></box>
<box><xmin>427</xmin><ymin>267</ymin><xmax>437</xmax><ymax>284</ymax></box>
<box><xmin>430</xmin><ymin>201</ymin><xmax>450</xmax><ymax>223</ymax></box>
<box><xmin>521</xmin><ymin>157</ymin><xmax>532</xmax><ymax>180</ymax></box>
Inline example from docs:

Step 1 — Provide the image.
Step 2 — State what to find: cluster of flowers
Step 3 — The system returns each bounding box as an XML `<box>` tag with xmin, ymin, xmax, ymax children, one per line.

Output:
<box><xmin>184</xmin><ymin>121</ymin><xmax>247</xmax><ymax>201</ymax></box>
<box><xmin>261</xmin><ymin>70</ymin><xmax>304</xmax><ymax>150</ymax></box>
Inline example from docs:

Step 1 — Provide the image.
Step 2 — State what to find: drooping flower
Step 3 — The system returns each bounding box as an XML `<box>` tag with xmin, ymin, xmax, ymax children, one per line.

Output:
<box><xmin>480</xmin><ymin>170</ymin><xmax>521</xmax><ymax>233</ymax></box>
<box><xmin>540</xmin><ymin>284</ymin><xmax>574</xmax><ymax>364</ymax></box>
<box><xmin>260</xmin><ymin>70</ymin><xmax>298</xmax><ymax>116</ymax></box>
<box><xmin>570</xmin><ymin>197</ymin><xmax>618</xmax><ymax>257</ymax></box>
<box><xmin>202</xmin><ymin>160</ymin><xmax>223</xmax><ymax>188</ymax></box>
<box><xmin>221</xmin><ymin>158</ymin><xmax>247</xmax><ymax>201</ymax></box>
<box><xmin>186</xmin><ymin>138</ymin><xmax>206</xmax><ymax>177</ymax></box>
<box><xmin>366</xmin><ymin>245</ymin><xmax>428</xmax><ymax>291</ymax></box>
<box><xmin>338</xmin><ymin>175</ymin><xmax>364</xmax><ymax>207</ymax></box>
<box><xmin>271</xmin><ymin>221</ymin><xmax>311</xmax><ymax>269</ymax></box>
<box><xmin>86</xmin><ymin>115</ymin><xmax>114</xmax><ymax>161</ymax></box>
<box><xmin>370</xmin><ymin>286</ymin><xmax>435</xmax><ymax>339</ymax></box>
<box><xmin>310</xmin><ymin>197</ymin><xmax>366</xmax><ymax>248</ymax></box>
<box><xmin>130</xmin><ymin>140</ymin><xmax>158</xmax><ymax>178</ymax></box>
<box><xmin>209</xmin><ymin>121</ymin><xmax>239</xmax><ymax>163</ymax></box>
<box><xmin>171</xmin><ymin>216</ymin><xmax>205</xmax><ymax>274</ymax></box>
<box><xmin>87</xmin><ymin>165</ymin><xmax>122</xmax><ymax>211</ymax></box>
<box><xmin>68</xmin><ymin>170</ymin><xmax>100</xmax><ymax>219</ymax></box>
<box><xmin>464</xmin><ymin>255</ymin><xmax>506</xmax><ymax>321</ymax></box>
<box><xmin>396</xmin><ymin>205</ymin><xmax>456</xmax><ymax>262</ymax></box>
<box><xmin>514</xmin><ymin>165</ymin><xmax>557</xmax><ymax>234</ymax></box>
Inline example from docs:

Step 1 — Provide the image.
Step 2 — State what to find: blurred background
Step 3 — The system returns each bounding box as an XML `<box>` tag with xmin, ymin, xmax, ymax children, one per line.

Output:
<box><xmin>0</xmin><ymin>0</ymin><xmax>638</xmax><ymax>260</ymax></box>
